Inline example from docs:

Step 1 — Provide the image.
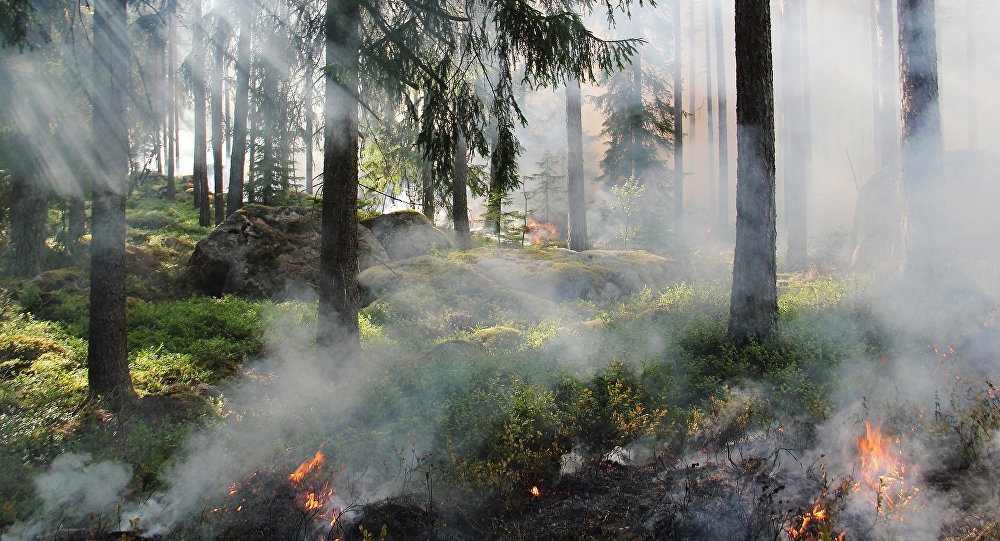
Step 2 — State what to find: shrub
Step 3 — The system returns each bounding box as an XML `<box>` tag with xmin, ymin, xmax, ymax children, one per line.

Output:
<box><xmin>127</xmin><ymin>296</ymin><xmax>265</xmax><ymax>380</ymax></box>
<box><xmin>445</xmin><ymin>378</ymin><xmax>568</xmax><ymax>505</ymax></box>
<box><xmin>556</xmin><ymin>360</ymin><xmax>666</xmax><ymax>462</ymax></box>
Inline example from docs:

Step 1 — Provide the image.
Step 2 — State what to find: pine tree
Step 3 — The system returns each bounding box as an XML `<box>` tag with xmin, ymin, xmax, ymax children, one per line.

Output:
<box><xmin>727</xmin><ymin>0</ymin><xmax>778</xmax><ymax>352</ymax></box>
<box><xmin>88</xmin><ymin>0</ymin><xmax>137</xmax><ymax>405</ymax></box>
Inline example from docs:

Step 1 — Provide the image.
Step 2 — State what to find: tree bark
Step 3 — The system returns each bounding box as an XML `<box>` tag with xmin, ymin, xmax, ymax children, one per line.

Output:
<box><xmin>8</xmin><ymin>175</ymin><xmax>47</xmax><ymax>277</ymax></box>
<box><xmin>421</xmin><ymin>160</ymin><xmax>434</xmax><ymax>222</ymax></box>
<box><xmin>453</xmin><ymin>130</ymin><xmax>472</xmax><ymax>250</ymax></box>
<box><xmin>673</xmin><ymin>0</ymin><xmax>684</xmax><ymax>231</ymax></box>
<box><xmin>873</xmin><ymin>0</ymin><xmax>898</xmax><ymax>171</ymax></box>
<box><xmin>192</xmin><ymin>0</ymin><xmax>210</xmax><ymax>226</ymax></box>
<box><xmin>305</xmin><ymin>62</ymin><xmax>315</xmax><ymax>195</ymax></box>
<box><xmin>704</xmin><ymin>0</ymin><xmax>717</xmax><ymax>230</ymax></box>
<box><xmin>68</xmin><ymin>194</ymin><xmax>86</xmax><ymax>260</ymax></box>
<box><xmin>687</xmin><ymin>0</ymin><xmax>696</xmax><ymax>145</ymax></box>
<box><xmin>898</xmin><ymin>0</ymin><xmax>943</xmax><ymax>278</ymax></box>
<box><xmin>211</xmin><ymin>26</ymin><xmax>225</xmax><ymax>225</ymax></box>
<box><xmin>89</xmin><ymin>0</ymin><xmax>136</xmax><ymax>406</ymax></box>
<box><xmin>227</xmin><ymin>6</ymin><xmax>250</xmax><ymax>217</ymax></box>
<box><xmin>781</xmin><ymin>0</ymin><xmax>810</xmax><ymax>270</ymax></box>
<box><xmin>714</xmin><ymin>0</ymin><xmax>730</xmax><ymax>235</ymax></box>
<box><xmin>317</xmin><ymin>0</ymin><xmax>361</xmax><ymax>352</ymax></box>
<box><xmin>727</xmin><ymin>0</ymin><xmax>778</xmax><ymax>350</ymax></box>
<box><xmin>165</xmin><ymin>2</ymin><xmax>176</xmax><ymax>200</ymax></box>
<box><xmin>565</xmin><ymin>76</ymin><xmax>587</xmax><ymax>251</ymax></box>
<box><xmin>964</xmin><ymin>0</ymin><xmax>976</xmax><ymax>150</ymax></box>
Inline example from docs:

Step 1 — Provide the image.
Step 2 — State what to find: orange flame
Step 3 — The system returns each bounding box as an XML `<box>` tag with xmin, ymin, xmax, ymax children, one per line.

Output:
<box><xmin>289</xmin><ymin>446</ymin><xmax>342</xmax><ymax>526</ymax></box>
<box><xmin>856</xmin><ymin>421</ymin><xmax>919</xmax><ymax>513</ymax></box>
<box><xmin>788</xmin><ymin>502</ymin><xmax>846</xmax><ymax>541</ymax></box>
<box><xmin>525</xmin><ymin>220</ymin><xmax>557</xmax><ymax>244</ymax></box>
<box><xmin>289</xmin><ymin>446</ymin><xmax>325</xmax><ymax>484</ymax></box>
<box><xmin>529</xmin><ymin>486</ymin><xmax>541</xmax><ymax>497</ymax></box>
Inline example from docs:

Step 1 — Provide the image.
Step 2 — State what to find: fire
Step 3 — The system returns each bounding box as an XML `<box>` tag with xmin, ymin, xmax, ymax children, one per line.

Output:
<box><xmin>289</xmin><ymin>445</ymin><xmax>325</xmax><ymax>484</ymax></box>
<box><xmin>855</xmin><ymin>421</ymin><xmax>920</xmax><ymax>513</ymax></box>
<box><xmin>525</xmin><ymin>219</ymin><xmax>557</xmax><ymax>244</ymax></box>
<box><xmin>530</xmin><ymin>486</ymin><xmax>541</xmax><ymax>497</ymax></box>
<box><xmin>288</xmin><ymin>446</ymin><xmax>340</xmax><ymax>526</ymax></box>
<box><xmin>788</xmin><ymin>503</ymin><xmax>845</xmax><ymax>541</ymax></box>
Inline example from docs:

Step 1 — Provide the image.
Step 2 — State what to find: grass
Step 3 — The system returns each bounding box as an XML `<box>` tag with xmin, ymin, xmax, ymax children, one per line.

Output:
<box><xmin>1</xmin><ymin>179</ymin><xmax>998</xmax><ymax>539</ymax></box>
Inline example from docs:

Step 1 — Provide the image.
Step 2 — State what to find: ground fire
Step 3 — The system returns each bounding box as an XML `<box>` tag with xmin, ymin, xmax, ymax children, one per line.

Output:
<box><xmin>855</xmin><ymin>421</ymin><xmax>920</xmax><ymax>514</ymax></box>
<box><xmin>525</xmin><ymin>220</ymin><xmax>557</xmax><ymax>244</ymax></box>
<box><xmin>210</xmin><ymin>446</ymin><xmax>341</xmax><ymax>540</ymax></box>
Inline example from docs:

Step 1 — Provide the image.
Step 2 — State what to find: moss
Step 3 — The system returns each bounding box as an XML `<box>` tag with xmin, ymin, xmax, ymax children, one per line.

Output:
<box><xmin>0</xmin><ymin>333</ymin><xmax>68</xmax><ymax>362</ymax></box>
<box><xmin>471</xmin><ymin>326</ymin><xmax>525</xmax><ymax>350</ymax></box>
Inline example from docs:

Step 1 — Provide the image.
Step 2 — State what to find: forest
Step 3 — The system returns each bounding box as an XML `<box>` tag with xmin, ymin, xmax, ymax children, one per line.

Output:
<box><xmin>1</xmin><ymin>0</ymin><xmax>999</xmax><ymax>538</ymax></box>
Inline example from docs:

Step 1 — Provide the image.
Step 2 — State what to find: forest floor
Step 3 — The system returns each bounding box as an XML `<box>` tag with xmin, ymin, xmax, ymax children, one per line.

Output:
<box><xmin>1</xmin><ymin>179</ymin><xmax>999</xmax><ymax>540</ymax></box>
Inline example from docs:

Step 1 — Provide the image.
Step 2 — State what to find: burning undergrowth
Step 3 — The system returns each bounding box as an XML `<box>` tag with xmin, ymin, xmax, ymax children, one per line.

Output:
<box><xmin>5</xmin><ymin>271</ymin><xmax>1000</xmax><ymax>540</ymax></box>
<box><xmin>208</xmin><ymin>447</ymin><xmax>343</xmax><ymax>541</ymax></box>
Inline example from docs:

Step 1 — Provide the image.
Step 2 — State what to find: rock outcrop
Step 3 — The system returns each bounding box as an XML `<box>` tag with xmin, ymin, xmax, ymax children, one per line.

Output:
<box><xmin>185</xmin><ymin>205</ymin><xmax>389</xmax><ymax>299</ymax></box>
<box><xmin>360</xmin><ymin>210</ymin><xmax>453</xmax><ymax>261</ymax></box>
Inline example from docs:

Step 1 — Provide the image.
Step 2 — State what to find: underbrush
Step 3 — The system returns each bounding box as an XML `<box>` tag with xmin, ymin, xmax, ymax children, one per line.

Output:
<box><xmin>2</xmin><ymin>181</ymin><xmax>997</xmax><ymax>538</ymax></box>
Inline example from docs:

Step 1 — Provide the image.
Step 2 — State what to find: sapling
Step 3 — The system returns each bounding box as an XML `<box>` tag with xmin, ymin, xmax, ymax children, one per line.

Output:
<box><xmin>612</xmin><ymin>177</ymin><xmax>645</xmax><ymax>251</ymax></box>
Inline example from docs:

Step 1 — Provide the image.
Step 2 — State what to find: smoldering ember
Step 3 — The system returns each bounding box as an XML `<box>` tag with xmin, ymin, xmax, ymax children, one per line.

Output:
<box><xmin>1</xmin><ymin>0</ymin><xmax>999</xmax><ymax>539</ymax></box>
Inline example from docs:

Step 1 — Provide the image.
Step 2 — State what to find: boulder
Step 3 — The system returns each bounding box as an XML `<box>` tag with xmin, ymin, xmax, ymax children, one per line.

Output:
<box><xmin>184</xmin><ymin>205</ymin><xmax>387</xmax><ymax>299</ymax></box>
<box><xmin>360</xmin><ymin>210</ymin><xmax>452</xmax><ymax>261</ymax></box>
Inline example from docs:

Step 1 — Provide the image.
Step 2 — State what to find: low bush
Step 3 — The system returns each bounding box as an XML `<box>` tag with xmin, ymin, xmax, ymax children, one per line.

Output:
<box><xmin>127</xmin><ymin>295</ymin><xmax>265</xmax><ymax>380</ymax></box>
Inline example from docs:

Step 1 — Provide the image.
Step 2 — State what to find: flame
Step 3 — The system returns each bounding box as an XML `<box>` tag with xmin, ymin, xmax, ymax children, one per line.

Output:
<box><xmin>289</xmin><ymin>445</ymin><xmax>341</xmax><ymax>526</ymax></box>
<box><xmin>788</xmin><ymin>504</ymin><xmax>824</xmax><ymax>539</ymax></box>
<box><xmin>530</xmin><ymin>486</ymin><xmax>541</xmax><ymax>497</ymax></box>
<box><xmin>289</xmin><ymin>446</ymin><xmax>325</xmax><ymax>484</ymax></box>
<box><xmin>525</xmin><ymin>220</ymin><xmax>557</xmax><ymax>244</ymax></box>
<box><xmin>932</xmin><ymin>345</ymin><xmax>956</xmax><ymax>358</ymax></box>
<box><xmin>855</xmin><ymin>421</ymin><xmax>919</xmax><ymax>513</ymax></box>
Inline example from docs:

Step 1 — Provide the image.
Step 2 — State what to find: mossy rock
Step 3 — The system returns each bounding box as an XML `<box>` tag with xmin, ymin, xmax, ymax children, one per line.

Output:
<box><xmin>0</xmin><ymin>334</ymin><xmax>69</xmax><ymax>378</ymax></box>
<box><xmin>27</xmin><ymin>268</ymin><xmax>88</xmax><ymax>293</ymax></box>
<box><xmin>360</xmin><ymin>210</ymin><xmax>453</xmax><ymax>261</ymax></box>
<box><xmin>471</xmin><ymin>326</ymin><xmax>525</xmax><ymax>350</ymax></box>
<box><xmin>185</xmin><ymin>204</ymin><xmax>388</xmax><ymax>299</ymax></box>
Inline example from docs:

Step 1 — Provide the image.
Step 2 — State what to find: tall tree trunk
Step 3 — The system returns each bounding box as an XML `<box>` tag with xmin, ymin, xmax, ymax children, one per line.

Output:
<box><xmin>781</xmin><ymin>0</ymin><xmax>810</xmax><ymax>270</ymax></box>
<box><xmin>192</xmin><ymin>0</ymin><xmax>210</xmax><ymax>226</ymax></box>
<box><xmin>89</xmin><ymin>0</ymin><xmax>136</xmax><ymax>406</ymax></box>
<box><xmin>8</xmin><ymin>175</ymin><xmax>47</xmax><ymax>277</ymax></box>
<box><xmin>154</xmin><ymin>38</ymin><xmax>163</xmax><ymax>175</ymax></box>
<box><xmin>673</xmin><ymin>0</ymin><xmax>684</xmax><ymax>231</ymax></box>
<box><xmin>68</xmin><ymin>194</ymin><xmax>86</xmax><ymax>260</ymax></box>
<box><xmin>317</xmin><ymin>0</ymin><xmax>361</xmax><ymax>351</ymax></box>
<box><xmin>964</xmin><ymin>0</ymin><xmax>976</xmax><ymax>150</ymax></box>
<box><xmin>487</xmin><ymin>149</ymin><xmax>501</xmax><ymax>242</ymax></box>
<box><xmin>687</xmin><ymin>0</ymin><xmax>696</xmax><ymax>145</ymax></box>
<box><xmin>421</xmin><ymin>160</ymin><xmax>434</xmax><ymax>221</ymax></box>
<box><xmin>305</xmin><ymin>62</ymin><xmax>315</xmax><ymax>195</ymax></box>
<box><xmin>165</xmin><ymin>2</ymin><xmax>176</xmax><ymax>200</ymax></box>
<box><xmin>727</xmin><ymin>0</ymin><xmax>778</xmax><ymax>351</ymax></box>
<box><xmin>704</xmin><ymin>0</ymin><xmax>717</xmax><ymax>231</ymax></box>
<box><xmin>227</xmin><ymin>6</ymin><xmax>250</xmax><ymax>217</ymax></box>
<box><xmin>629</xmin><ymin>56</ymin><xmax>641</xmax><ymax>180</ymax></box>
<box><xmin>453</xmin><ymin>130</ymin><xmax>472</xmax><ymax>250</ymax></box>
<box><xmin>714</xmin><ymin>0</ymin><xmax>730</xmax><ymax>234</ymax></box>
<box><xmin>565</xmin><ymin>76</ymin><xmax>587</xmax><ymax>251</ymax></box>
<box><xmin>211</xmin><ymin>27</ymin><xmax>225</xmax><ymax>225</ymax></box>
<box><xmin>898</xmin><ymin>0</ymin><xmax>943</xmax><ymax>278</ymax></box>
<box><xmin>873</xmin><ymin>0</ymin><xmax>898</xmax><ymax>170</ymax></box>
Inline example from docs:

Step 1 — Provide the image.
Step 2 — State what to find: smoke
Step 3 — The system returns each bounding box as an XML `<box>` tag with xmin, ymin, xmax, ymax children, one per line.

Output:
<box><xmin>2</xmin><ymin>453</ymin><xmax>132</xmax><ymax>540</ymax></box>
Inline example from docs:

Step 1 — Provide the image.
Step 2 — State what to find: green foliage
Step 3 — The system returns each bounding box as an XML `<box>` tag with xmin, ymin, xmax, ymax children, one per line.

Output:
<box><xmin>445</xmin><ymin>376</ymin><xmax>568</xmax><ymax>505</ymax></box>
<box><xmin>127</xmin><ymin>296</ymin><xmax>265</xmax><ymax>380</ymax></box>
<box><xmin>556</xmin><ymin>360</ymin><xmax>665</xmax><ymax>461</ymax></box>
<box><xmin>130</xmin><ymin>348</ymin><xmax>211</xmax><ymax>394</ymax></box>
<box><xmin>593</xmin><ymin>57</ymin><xmax>674</xmax><ymax>187</ymax></box>
<box><xmin>611</xmin><ymin>177</ymin><xmax>644</xmax><ymax>251</ymax></box>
